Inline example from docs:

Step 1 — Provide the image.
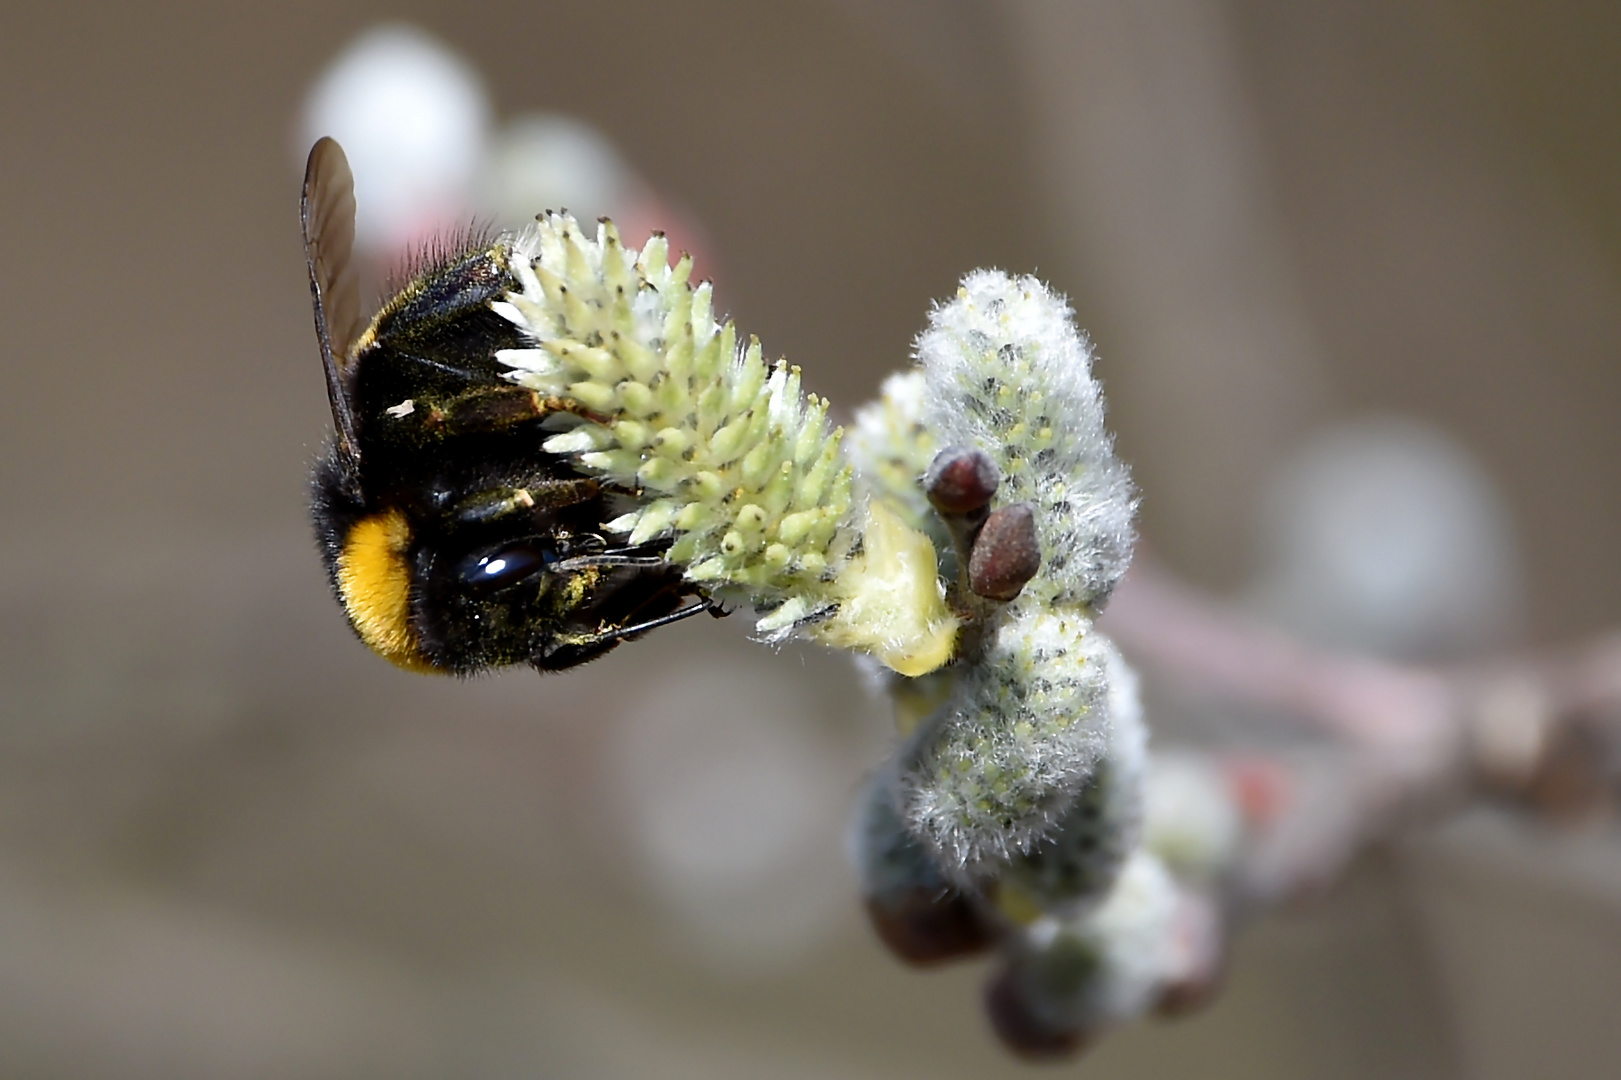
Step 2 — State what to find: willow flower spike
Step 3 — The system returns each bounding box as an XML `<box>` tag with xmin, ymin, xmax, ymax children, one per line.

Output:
<box><xmin>869</xmin><ymin>272</ymin><xmax>1142</xmax><ymax>880</ymax></box>
<box><xmin>491</xmin><ymin>213</ymin><xmax>958</xmax><ymax>676</ymax></box>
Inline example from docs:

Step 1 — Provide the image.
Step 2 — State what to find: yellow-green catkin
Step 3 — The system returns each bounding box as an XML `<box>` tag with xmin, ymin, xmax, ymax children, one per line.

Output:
<box><xmin>848</xmin><ymin>371</ymin><xmax>941</xmax><ymax>542</ymax></box>
<box><xmin>490</xmin><ymin>213</ymin><xmax>956</xmax><ymax>676</ymax></box>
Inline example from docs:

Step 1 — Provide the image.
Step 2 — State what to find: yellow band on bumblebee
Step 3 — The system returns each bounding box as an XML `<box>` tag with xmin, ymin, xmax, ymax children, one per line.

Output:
<box><xmin>335</xmin><ymin>508</ymin><xmax>439</xmax><ymax>673</ymax></box>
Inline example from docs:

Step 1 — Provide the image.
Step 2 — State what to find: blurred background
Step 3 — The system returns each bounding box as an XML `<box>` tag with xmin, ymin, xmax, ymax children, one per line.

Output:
<box><xmin>2</xmin><ymin>1</ymin><xmax>1620</xmax><ymax>1076</ymax></box>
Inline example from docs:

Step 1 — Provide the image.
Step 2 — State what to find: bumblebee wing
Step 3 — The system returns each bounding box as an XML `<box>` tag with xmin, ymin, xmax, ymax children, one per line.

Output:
<box><xmin>301</xmin><ymin>137</ymin><xmax>364</xmax><ymax>466</ymax></box>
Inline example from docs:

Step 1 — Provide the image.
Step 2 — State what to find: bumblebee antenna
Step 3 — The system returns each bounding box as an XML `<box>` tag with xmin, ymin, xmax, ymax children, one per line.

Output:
<box><xmin>301</xmin><ymin>137</ymin><xmax>364</xmax><ymax>481</ymax></box>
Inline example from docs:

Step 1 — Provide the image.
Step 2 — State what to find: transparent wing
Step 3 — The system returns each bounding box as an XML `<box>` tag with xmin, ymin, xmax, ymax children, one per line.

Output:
<box><xmin>301</xmin><ymin>136</ymin><xmax>363</xmax><ymax>466</ymax></box>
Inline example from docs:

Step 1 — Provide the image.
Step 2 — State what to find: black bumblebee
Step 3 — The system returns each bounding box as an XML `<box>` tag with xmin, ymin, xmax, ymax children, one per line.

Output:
<box><xmin>302</xmin><ymin>138</ymin><xmax>714</xmax><ymax>674</ymax></box>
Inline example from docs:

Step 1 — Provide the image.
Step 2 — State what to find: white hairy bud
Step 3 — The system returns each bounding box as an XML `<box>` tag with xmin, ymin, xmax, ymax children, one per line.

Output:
<box><xmin>917</xmin><ymin>270</ymin><xmax>1136</xmax><ymax>610</ymax></box>
<box><xmin>893</xmin><ymin>272</ymin><xmax>1141</xmax><ymax>880</ymax></box>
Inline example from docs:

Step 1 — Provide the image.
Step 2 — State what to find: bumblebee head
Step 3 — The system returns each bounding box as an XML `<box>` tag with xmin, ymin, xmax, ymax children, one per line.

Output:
<box><xmin>311</xmin><ymin>450</ymin><xmax>703</xmax><ymax>676</ymax></box>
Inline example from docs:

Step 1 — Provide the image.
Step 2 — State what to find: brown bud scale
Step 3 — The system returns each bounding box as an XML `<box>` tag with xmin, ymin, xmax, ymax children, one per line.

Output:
<box><xmin>983</xmin><ymin>968</ymin><xmax>1093</xmax><ymax>1061</ymax></box>
<box><xmin>969</xmin><ymin>502</ymin><xmax>1041</xmax><ymax>601</ymax></box>
<box><xmin>864</xmin><ymin>889</ymin><xmax>994</xmax><ymax>966</ymax></box>
<box><xmin>925</xmin><ymin>447</ymin><xmax>1000</xmax><ymax>516</ymax></box>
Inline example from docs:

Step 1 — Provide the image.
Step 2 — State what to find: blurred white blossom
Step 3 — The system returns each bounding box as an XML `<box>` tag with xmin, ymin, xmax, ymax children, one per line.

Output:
<box><xmin>1249</xmin><ymin>414</ymin><xmax>1522</xmax><ymax>659</ymax></box>
<box><xmin>480</xmin><ymin>113</ymin><xmax>637</xmax><ymax>232</ymax></box>
<box><xmin>299</xmin><ymin>25</ymin><xmax>491</xmax><ymax>255</ymax></box>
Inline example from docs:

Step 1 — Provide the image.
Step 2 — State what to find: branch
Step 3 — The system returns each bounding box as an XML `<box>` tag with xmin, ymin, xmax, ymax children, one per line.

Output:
<box><xmin>1100</xmin><ymin>557</ymin><xmax>1621</xmax><ymax>915</ymax></box>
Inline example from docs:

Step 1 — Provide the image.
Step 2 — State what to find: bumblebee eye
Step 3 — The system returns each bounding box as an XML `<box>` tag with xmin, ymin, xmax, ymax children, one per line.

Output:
<box><xmin>458</xmin><ymin>540</ymin><xmax>557</xmax><ymax>593</ymax></box>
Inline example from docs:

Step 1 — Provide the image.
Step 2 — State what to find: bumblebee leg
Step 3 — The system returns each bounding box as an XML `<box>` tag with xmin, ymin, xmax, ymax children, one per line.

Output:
<box><xmin>450</xmin><ymin>478</ymin><xmax>603</xmax><ymax>526</ymax></box>
<box><xmin>524</xmin><ymin>477</ymin><xmax>605</xmax><ymax>512</ymax></box>
<box><xmin>599</xmin><ymin>595</ymin><xmax>718</xmax><ymax>642</ymax></box>
<box><xmin>537</xmin><ymin>589</ymin><xmax>716</xmax><ymax>669</ymax></box>
<box><xmin>535</xmin><ymin>394</ymin><xmax>614</xmax><ymax>426</ymax></box>
<box><xmin>551</xmin><ymin>553</ymin><xmax>669</xmax><ymax>571</ymax></box>
<box><xmin>420</xmin><ymin>387</ymin><xmax>615</xmax><ymax>436</ymax></box>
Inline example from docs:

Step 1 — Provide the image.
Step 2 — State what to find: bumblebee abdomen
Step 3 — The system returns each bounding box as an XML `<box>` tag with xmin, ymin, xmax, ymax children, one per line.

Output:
<box><xmin>333</xmin><ymin>507</ymin><xmax>439</xmax><ymax>674</ymax></box>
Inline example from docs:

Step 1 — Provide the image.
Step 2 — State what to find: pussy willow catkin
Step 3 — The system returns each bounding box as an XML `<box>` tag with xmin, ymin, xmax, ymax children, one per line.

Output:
<box><xmin>492</xmin><ymin>214</ymin><xmax>957</xmax><ymax>676</ymax></box>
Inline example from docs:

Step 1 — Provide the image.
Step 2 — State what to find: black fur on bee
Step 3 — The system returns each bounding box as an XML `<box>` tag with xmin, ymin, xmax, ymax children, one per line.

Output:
<box><xmin>302</xmin><ymin>137</ymin><xmax>714</xmax><ymax>675</ymax></box>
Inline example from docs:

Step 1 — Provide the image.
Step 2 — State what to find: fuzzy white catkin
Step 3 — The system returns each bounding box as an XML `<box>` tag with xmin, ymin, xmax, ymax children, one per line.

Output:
<box><xmin>1142</xmin><ymin>753</ymin><xmax>1243</xmax><ymax>884</ymax></box>
<box><xmin>902</xmin><ymin>616</ymin><xmax>1119</xmax><ymax>878</ymax></box>
<box><xmin>895</xmin><ymin>271</ymin><xmax>1141</xmax><ymax>881</ymax></box>
<box><xmin>849</xmin><ymin>762</ymin><xmax>956</xmax><ymax>907</ymax></box>
<box><xmin>848</xmin><ymin>371</ymin><xmax>941</xmax><ymax>542</ymax></box>
<box><xmin>1002</xmin><ymin>849</ymin><xmax>1182</xmax><ymax>1041</ymax></box>
<box><xmin>999</xmin><ymin>647</ymin><xmax>1146</xmax><ymax>913</ymax></box>
<box><xmin>917</xmin><ymin>270</ymin><xmax>1136</xmax><ymax>610</ymax></box>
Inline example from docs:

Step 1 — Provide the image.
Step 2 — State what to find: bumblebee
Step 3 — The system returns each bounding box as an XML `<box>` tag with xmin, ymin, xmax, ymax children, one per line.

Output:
<box><xmin>302</xmin><ymin>138</ymin><xmax>714</xmax><ymax>674</ymax></box>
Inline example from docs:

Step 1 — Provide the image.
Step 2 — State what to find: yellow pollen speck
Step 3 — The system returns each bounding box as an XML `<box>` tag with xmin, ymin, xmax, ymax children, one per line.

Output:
<box><xmin>336</xmin><ymin>509</ymin><xmax>438</xmax><ymax>674</ymax></box>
